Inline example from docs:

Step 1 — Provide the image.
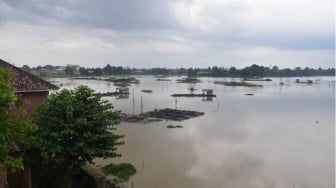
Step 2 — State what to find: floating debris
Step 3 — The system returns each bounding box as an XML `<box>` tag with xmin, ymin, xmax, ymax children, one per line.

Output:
<box><xmin>176</xmin><ymin>77</ymin><xmax>201</xmax><ymax>83</ymax></box>
<box><xmin>214</xmin><ymin>81</ymin><xmax>262</xmax><ymax>87</ymax></box>
<box><xmin>119</xmin><ymin>113</ymin><xmax>162</xmax><ymax>122</ymax></box>
<box><xmin>101</xmin><ymin>92</ymin><xmax>119</xmax><ymax>96</ymax></box>
<box><xmin>156</xmin><ymin>78</ymin><xmax>171</xmax><ymax>81</ymax></box>
<box><xmin>119</xmin><ymin>113</ymin><xmax>148</xmax><ymax>122</ymax></box>
<box><xmin>243</xmin><ymin>78</ymin><xmax>272</xmax><ymax>81</ymax></box>
<box><xmin>113</xmin><ymin>82</ymin><xmax>130</xmax><ymax>87</ymax></box>
<box><xmin>73</xmin><ymin>76</ymin><xmax>96</xmax><ymax>80</ymax></box>
<box><xmin>120</xmin><ymin>108</ymin><xmax>204</xmax><ymax>122</ymax></box>
<box><xmin>72</xmin><ymin>76</ymin><xmax>140</xmax><ymax>85</ymax></box>
<box><xmin>245</xmin><ymin>93</ymin><xmax>254</xmax><ymax>96</ymax></box>
<box><xmin>148</xmin><ymin>108</ymin><xmax>204</xmax><ymax>121</ymax></box>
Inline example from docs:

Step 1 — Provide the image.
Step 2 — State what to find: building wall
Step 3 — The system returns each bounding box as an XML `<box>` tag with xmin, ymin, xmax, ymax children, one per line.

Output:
<box><xmin>16</xmin><ymin>91</ymin><xmax>49</xmax><ymax>115</ymax></box>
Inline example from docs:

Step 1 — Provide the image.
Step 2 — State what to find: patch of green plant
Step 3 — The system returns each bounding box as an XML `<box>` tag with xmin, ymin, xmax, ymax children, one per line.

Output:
<box><xmin>141</xmin><ymin>89</ymin><xmax>153</xmax><ymax>93</ymax></box>
<box><xmin>167</xmin><ymin>125</ymin><xmax>183</xmax><ymax>128</ymax></box>
<box><xmin>101</xmin><ymin>163</ymin><xmax>136</xmax><ymax>182</ymax></box>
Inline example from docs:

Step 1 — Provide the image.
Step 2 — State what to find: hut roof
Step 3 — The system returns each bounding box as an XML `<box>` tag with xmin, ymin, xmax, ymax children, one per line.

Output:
<box><xmin>0</xmin><ymin>58</ymin><xmax>59</xmax><ymax>92</ymax></box>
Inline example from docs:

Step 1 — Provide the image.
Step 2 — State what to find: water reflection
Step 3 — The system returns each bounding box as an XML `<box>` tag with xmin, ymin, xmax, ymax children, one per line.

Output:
<box><xmin>47</xmin><ymin>76</ymin><xmax>335</xmax><ymax>188</ymax></box>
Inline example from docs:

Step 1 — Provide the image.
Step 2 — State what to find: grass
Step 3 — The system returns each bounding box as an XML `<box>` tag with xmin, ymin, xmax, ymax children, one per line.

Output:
<box><xmin>141</xmin><ymin>89</ymin><xmax>153</xmax><ymax>93</ymax></box>
<box><xmin>214</xmin><ymin>81</ymin><xmax>262</xmax><ymax>87</ymax></box>
<box><xmin>101</xmin><ymin>163</ymin><xmax>136</xmax><ymax>182</ymax></box>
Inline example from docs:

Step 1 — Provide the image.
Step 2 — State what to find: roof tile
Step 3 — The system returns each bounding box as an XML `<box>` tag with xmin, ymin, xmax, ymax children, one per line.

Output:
<box><xmin>0</xmin><ymin>59</ymin><xmax>59</xmax><ymax>91</ymax></box>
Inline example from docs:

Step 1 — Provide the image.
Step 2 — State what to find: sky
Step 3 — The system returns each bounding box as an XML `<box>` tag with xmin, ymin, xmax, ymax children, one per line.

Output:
<box><xmin>0</xmin><ymin>0</ymin><xmax>334</xmax><ymax>69</ymax></box>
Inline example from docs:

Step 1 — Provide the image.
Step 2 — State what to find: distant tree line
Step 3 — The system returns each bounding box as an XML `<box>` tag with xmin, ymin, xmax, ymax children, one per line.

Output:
<box><xmin>22</xmin><ymin>64</ymin><xmax>335</xmax><ymax>77</ymax></box>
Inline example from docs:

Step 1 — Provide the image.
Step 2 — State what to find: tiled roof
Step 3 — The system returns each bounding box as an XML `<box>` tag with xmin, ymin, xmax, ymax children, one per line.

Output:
<box><xmin>0</xmin><ymin>58</ymin><xmax>59</xmax><ymax>92</ymax></box>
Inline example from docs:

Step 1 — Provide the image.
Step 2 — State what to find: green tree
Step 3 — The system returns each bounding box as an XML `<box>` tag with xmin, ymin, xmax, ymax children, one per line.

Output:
<box><xmin>93</xmin><ymin>68</ymin><xmax>103</xmax><ymax>76</ymax></box>
<box><xmin>79</xmin><ymin>67</ymin><xmax>90</xmax><ymax>76</ymax></box>
<box><xmin>22</xmin><ymin>65</ymin><xmax>31</xmax><ymax>71</ymax></box>
<box><xmin>0</xmin><ymin>68</ymin><xmax>36</xmax><ymax>188</ymax></box>
<box><xmin>32</xmin><ymin>86</ymin><xmax>123</xmax><ymax>181</ymax></box>
<box><xmin>0</xmin><ymin>68</ymin><xmax>33</xmax><ymax>173</ymax></box>
<box><xmin>103</xmin><ymin>64</ymin><xmax>113</xmax><ymax>75</ymax></box>
<box><xmin>64</xmin><ymin>66</ymin><xmax>74</xmax><ymax>75</ymax></box>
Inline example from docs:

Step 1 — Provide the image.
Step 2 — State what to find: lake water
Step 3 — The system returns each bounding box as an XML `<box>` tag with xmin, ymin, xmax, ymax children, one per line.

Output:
<box><xmin>48</xmin><ymin>76</ymin><xmax>335</xmax><ymax>188</ymax></box>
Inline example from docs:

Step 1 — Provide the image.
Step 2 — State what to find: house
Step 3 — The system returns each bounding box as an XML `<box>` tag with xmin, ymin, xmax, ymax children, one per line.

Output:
<box><xmin>0</xmin><ymin>59</ymin><xmax>59</xmax><ymax>114</ymax></box>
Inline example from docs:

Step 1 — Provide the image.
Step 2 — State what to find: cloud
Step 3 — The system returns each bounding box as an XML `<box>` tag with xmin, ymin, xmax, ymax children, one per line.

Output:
<box><xmin>0</xmin><ymin>0</ymin><xmax>334</xmax><ymax>68</ymax></box>
<box><xmin>1</xmin><ymin>0</ymin><xmax>177</xmax><ymax>30</ymax></box>
<box><xmin>171</xmin><ymin>0</ymin><xmax>334</xmax><ymax>50</ymax></box>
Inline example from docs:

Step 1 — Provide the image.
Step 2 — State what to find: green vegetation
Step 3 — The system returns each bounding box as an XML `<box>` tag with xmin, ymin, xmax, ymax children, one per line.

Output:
<box><xmin>167</xmin><ymin>125</ymin><xmax>183</xmax><ymax>128</ymax></box>
<box><xmin>31</xmin><ymin>86</ymin><xmax>123</xmax><ymax>186</ymax></box>
<box><xmin>101</xmin><ymin>163</ymin><xmax>136</xmax><ymax>182</ymax></box>
<box><xmin>141</xmin><ymin>89</ymin><xmax>153</xmax><ymax>93</ymax></box>
<box><xmin>23</xmin><ymin>64</ymin><xmax>335</xmax><ymax>78</ymax></box>
<box><xmin>0</xmin><ymin>68</ymin><xmax>34</xmax><ymax>172</ymax></box>
<box><xmin>214</xmin><ymin>81</ymin><xmax>262</xmax><ymax>87</ymax></box>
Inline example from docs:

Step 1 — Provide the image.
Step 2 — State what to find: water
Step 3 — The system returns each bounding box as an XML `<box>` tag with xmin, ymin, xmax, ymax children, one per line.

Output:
<box><xmin>48</xmin><ymin>76</ymin><xmax>335</xmax><ymax>188</ymax></box>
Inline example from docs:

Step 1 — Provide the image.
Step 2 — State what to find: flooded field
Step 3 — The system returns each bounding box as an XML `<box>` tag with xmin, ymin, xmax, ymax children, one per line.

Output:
<box><xmin>48</xmin><ymin>76</ymin><xmax>335</xmax><ymax>188</ymax></box>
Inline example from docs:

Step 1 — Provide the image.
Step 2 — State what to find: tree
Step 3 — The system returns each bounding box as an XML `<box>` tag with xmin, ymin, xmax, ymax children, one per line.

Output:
<box><xmin>187</xmin><ymin>68</ymin><xmax>197</xmax><ymax>77</ymax></box>
<box><xmin>103</xmin><ymin>64</ymin><xmax>113</xmax><ymax>75</ymax></box>
<box><xmin>0</xmin><ymin>68</ymin><xmax>31</xmax><ymax>171</ymax></box>
<box><xmin>241</xmin><ymin>64</ymin><xmax>265</xmax><ymax>77</ymax></box>
<box><xmin>79</xmin><ymin>67</ymin><xmax>90</xmax><ymax>76</ymax></box>
<box><xmin>32</xmin><ymin>86</ymin><xmax>123</xmax><ymax>184</ymax></box>
<box><xmin>64</xmin><ymin>66</ymin><xmax>74</xmax><ymax>75</ymax></box>
<box><xmin>0</xmin><ymin>68</ymin><xmax>33</xmax><ymax>187</ymax></box>
<box><xmin>22</xmin><ymin>65</ymin><xmax>31</xmax><ymax>71</ymax></box>
<box><xmin>229</xmin><ymin>67</ymin><xmax>238</xmax><ymax>76</ymax></box>
<box><xmin>93</xmin><ymin>68</ymin><xmax>103</xmax><ymax>76</ymax></box>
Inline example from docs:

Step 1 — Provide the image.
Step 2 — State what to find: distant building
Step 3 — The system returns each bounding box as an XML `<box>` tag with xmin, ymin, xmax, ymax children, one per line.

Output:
<box><xmin>0</xmin><ymin>59</ymin><xmax>59</xmax><ymax>114</ymax></box>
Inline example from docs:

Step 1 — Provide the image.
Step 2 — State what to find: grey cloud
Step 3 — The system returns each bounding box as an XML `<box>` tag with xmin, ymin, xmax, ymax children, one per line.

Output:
<box><xmin>2</xmin><ymin>0</ymin><xmax>178</xmax><ymax>30</ymax></box>
<box><xmin>193</xmin><ymin>32</ymin><xmax>335</xmax><ymax>51</ymax></box>
<box><xmin>0</xmin><ymin>0</ymin><xmax>334</xmax><ymax>68</ymax></box>
<box><xmin>1</xmin><ymin>0</ymin><xmax>334</xmax><ymax>51</ymax></box>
